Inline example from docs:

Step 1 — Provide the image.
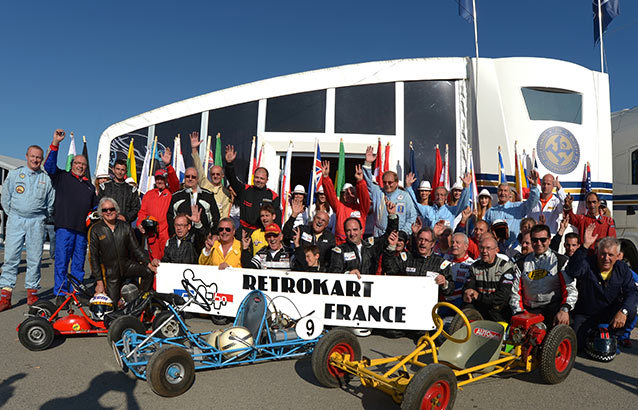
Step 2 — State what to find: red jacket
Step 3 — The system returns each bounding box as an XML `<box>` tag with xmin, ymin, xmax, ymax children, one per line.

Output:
<box><xmin>565</xmin><ymin>209</ymin><xmax>616</xmax><ymax>249</ymax></box>
<box><xmin>137</xmin><ymin>166</ymin><xmax>180</xmax><ymax>235</ymax></box>
<box><xmin>323</xmin><ymin>176</ymin><xmax>371</xmax><ymax>244</ymax></box>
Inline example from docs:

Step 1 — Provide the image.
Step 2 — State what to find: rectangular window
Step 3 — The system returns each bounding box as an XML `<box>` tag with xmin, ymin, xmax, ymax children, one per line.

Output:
<box><xmin>266</xmin><ymin>90</ymin><xmax>326</xmax><ymax>132</ymax></box>
<box><xmin>521</xmin><ymin>87</ymin><xmax>582</xmax><ymax>124</ymax></box>
<box><xmin>335</xmin><ymin>83</ymin><xmax>395</xmax><ymax>135</ymax></box>
<box><xmin>404</xmin><ymin>80</ymin><xmax>457</xmax><ymax>184</ymax></box>
<box><xmin>632</xmin><ymin>149</ymin><xmax>638</xmax><ymax>185</ymax></box>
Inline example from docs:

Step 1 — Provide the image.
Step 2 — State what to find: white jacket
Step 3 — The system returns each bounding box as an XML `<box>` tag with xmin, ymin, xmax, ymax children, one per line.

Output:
<box><xmin>528</xmin><ymin>189</ymin><xmax>567</xmax><ymax>234</ymax></box>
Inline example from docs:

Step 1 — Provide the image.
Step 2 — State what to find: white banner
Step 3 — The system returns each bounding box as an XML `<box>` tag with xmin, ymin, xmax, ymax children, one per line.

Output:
<box><xmin>156</xmin><ymin>264</ymin><xmax>439</xmax><ymax>331</ymax></box>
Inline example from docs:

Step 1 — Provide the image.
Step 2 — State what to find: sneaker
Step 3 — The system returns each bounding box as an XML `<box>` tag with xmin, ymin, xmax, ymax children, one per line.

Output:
<box><xmin>619</xmin><ymin>339</ymin><xmax>632</xmax><ymax>349</ymax></box>
<box><xmin>27</xmin><ymin>289</ymin><xmax>39</xmax><ymax>305</ymax></box>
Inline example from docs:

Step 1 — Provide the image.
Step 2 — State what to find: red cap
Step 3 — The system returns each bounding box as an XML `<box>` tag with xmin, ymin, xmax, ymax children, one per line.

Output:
<box><xmin>154</xmin><ymin>169</ymin><xmax>168</xmax><ymax>178</ymax></box>
<box><xmin>264</xmin><ymin>223</ymin><xmax>281</xmax><ymax>235</ymax></box>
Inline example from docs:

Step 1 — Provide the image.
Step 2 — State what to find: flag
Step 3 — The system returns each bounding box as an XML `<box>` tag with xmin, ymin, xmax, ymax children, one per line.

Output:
<box><xmin>65</xmin><ymin>133</ymin><xmax>77</xmax><ymax>172</ymax></box>
<box><xmin>514</xmin><ymin>142</ymin><xmax>529</xmax><ymax>200</ymax></box>
<box><xmin>172</xmin><ymin>135</ymin><xmax>186</xmax><ymax>182</ymax></box>
<box><xmin>577</xmin><ymin>162</ymin><xmax>592</xmax><ymax>214</ymax></box>
<box><xmin>459</xmin><ymin>0</ymin><xmax>474</xmax><ymax>23</ymax></box>
<box><xmin>251</xmin><ymin>143</ymin><xmax>264</xmax><ymax>185</ymax></box>
<box><xmin>247</xmin><ymin>137</ymin><xmax>256</xmax><ymax>184</ymax></box>
<box><xmin>468</xmin><ymin>146</ymin><xmax>479</xmax><ymax>210</ymax></box>
<box><xmin>520</xmin><ymin>149</ymin><xmax>531</xmax><ymax>199</ymax></box>
<box><xmin>531</xmin><ymin>148</ymin><xmax>541</xmax><ymax>186</ymax></box>
<box><xmin>409</xmin><ymin>141</ymin><xmax>419</xmax><ymax>190</ymax></box>
<box><xmin>443</xmin><ymin>144</ymin><xmax>450</xmax><ymax>190</ymax></box>
<box><xmin>375</xmin><ymin>139</ymin><xmax>383</xmax><ymax>185</ymax></box>
<box><xmin>498</xmin><ymin>146</ymin><xmax>507</xmax><ymax>185</ymax></box>
<box><xmin>383</xmin><ymin>143</ymin><xmax>390</xmax><ymax>173</ymax></box>
<box><xmin>139</xmin><ymin>138</ymin><xmax>154</xmax><ymax>194</ymax></box>
<box><xmin>433</xmin><ymin>145</ymin><xmax>443</xmax><ymax>190</ymax></box>
<box><xmin>335</xmin><ymin>139</ymin><xmax>345</xmax><ymax>194</ymax></box>
<box><xmin>280</xmin><ymin>142</ymin><xmax>293</xmax><ymax>225</ymax></box>
<box><xmin>126</xmin><ymin>139</ymin><xmax>137</xmax><ymax>184</ymax></box>
<box><xmin>593</xmin><ymin>0</ymin><xmax>620</xmax><ymax>44</ymax></box>
<box><xmin>81</xmin><ymin>136</ymin><xmax>91</xmax><ymax>179</ymax></box>
<box><xmin>307</xmin><ymin>141</ymin><xmax>323</xmax><ymax>206</ymax></box>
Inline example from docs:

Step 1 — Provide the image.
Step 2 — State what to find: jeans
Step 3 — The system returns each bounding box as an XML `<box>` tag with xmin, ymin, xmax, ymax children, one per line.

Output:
<box><xmin>53</xmin><ymin>228</ymin><xmax>88</xmax><ymax>295</ymax></box>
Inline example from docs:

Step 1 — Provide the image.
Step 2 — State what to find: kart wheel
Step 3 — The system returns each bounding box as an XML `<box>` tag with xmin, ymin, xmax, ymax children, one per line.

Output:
<box><xmin>28</xmin><ymin>300</ymin><xmax>58</xmax><ymax>319</ymax></box>
<box><xmin>18</xmin><ymin>317</ymin><xmax>55</xmax><ymax>351</ymax></box>
<box><xmin>152</xmin><ymin>311</ymin><xmax>184</xmax><ymax>339</ymax></box>
<box><xmin>539</xmin><ymin>324</ymin><xmax>576</xmax><ymax>384</ymax></box>
<box><xmin>401</xmin><ymin>364</ymin><xmax>457</xmax><ymax>410</ymax></box>
<box><xmin>147</xmin><ymin>345</ymin><xmax>195</xmax><ymax>397</ymax></box>
<box><xmin>311</xmin><ymin>328</ymin><xmax>361</xmax><ymax>388</ymax></box>
<box><xmin>107</xmin><ymin>315</ymin><xmax>146</xmax><ymax>345</ymax></box>
<box><xmin>448</xmin><ymin>307</ymin><xmax>483</xmax><ymax>337</ymax></box>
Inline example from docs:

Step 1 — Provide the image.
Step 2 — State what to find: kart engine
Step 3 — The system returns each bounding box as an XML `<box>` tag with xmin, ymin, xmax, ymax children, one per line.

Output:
<box><xmin>509</xmin><ymin>312</ymin><xmax>547</xmax><ymax>347</ymax></box>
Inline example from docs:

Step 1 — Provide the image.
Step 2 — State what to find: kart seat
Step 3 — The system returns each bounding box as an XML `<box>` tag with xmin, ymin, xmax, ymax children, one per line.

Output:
<box><xmin>233</xmin><ymin>291</ymin><xmax>267</xmax><ymax>342</ymax></box>
<box><xmin>437</xmin><ymin>320</ymin><xmax>506</xmax><ymax>370</ymax></box>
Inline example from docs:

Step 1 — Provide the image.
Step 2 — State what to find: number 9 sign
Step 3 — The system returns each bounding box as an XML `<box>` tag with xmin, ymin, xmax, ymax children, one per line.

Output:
<box><xmin>295</xmin><ymin>316</ymin><xmax>323</xmax><ymax>340</ymax></box>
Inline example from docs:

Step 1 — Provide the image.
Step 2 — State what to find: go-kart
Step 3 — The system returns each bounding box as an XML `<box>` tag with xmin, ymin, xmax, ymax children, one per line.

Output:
<box><xmin>16</xmin><ymin>274</ymin><xmax>178</xmax><ymax>351</ymax></box>
<box><xmin>111</xmin><ymin>278</ymin><xmax>323</xmax><ymax>397</ymax></box>
<box><xmin>312</xmin><ymin>302</ymin><xmax>576</xmax><ymax>409</ymax></box>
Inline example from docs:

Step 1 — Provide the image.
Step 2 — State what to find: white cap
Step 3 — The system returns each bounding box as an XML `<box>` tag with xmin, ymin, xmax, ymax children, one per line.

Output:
<box><xmin>316</xmin><ymin>185</ymin><xmax>324</xmax><ymax>194</ymax></box>
<box><xmin>341</xmin><ymin>183</ymin><xmax>354</xmax><ymax>192</ymax></box>
<box><xmin>491</xmin><ymin>219</ymin><xmax>508</xmax><ymax>227</ymax></box>
<box><xmin>95</xmin><ymin>173</ymin><xmax>110</xmax><ymax>179</ymax></box>
<box><xmin>478</xmin><ymin>189</ymin><xmax>491</xmax><ymax>198</ymax></box>
<box><xmin>417</xmin><ymin>180</ymin><xmax>432</xmax><ymax>191</ymax></box>
<box><xmin>292</xmin><ymin>184</ymin><xmax>306</xmax><ymax>195</ymax></box>
<box><xmin>451</xmin><ymin>181</ymin><xmax>464</xmax><ymax>191</ymax></box>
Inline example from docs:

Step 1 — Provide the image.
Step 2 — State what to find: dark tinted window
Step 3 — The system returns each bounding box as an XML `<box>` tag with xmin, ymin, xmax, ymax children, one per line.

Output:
<box><xmin>155</xmin><ymin>113</ymin><xmax>202</xmax><ymax>169</ymax></box>
<box><xmin>109</xmin><ymin>127</ymin><xmax>148</xmax><ymax>181</ymax></box>
<box><xmin>335</xmin><ymin>83</ymin><xmax>395</xmax><ymax>135</ymax></box>
<box><xmin>404</xmin><ymin>80</ymin><xmax>457</xmax><ymax>184</ymax></box>
<box><xmin>266</xmin><ymin>90</ymin><xmax>326</xmax><ymax>132</ymax></box>
<box><xmin>209</xmin><ymin>101</ymin><xmax>258</xmax><ymax>179</ymax></box>
<box><xmin>522</xmin><ymin>87</ymin><xmax>582</xmax><ymax>124</ymax></box>
<box><xmin>632</xmin><ymin>149</ymin><xmax>638</xmax><ymax>185</ymax></box>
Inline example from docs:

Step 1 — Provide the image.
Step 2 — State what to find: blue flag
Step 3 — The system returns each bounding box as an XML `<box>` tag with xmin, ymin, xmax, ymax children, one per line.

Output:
<box><xmin>459</xmin><ymin>0</ymin><xmax>474</xmax><ymax>23</ymax></box>
<box><xmin>593</xmin><ymin>0</ymin><xmax>619</xmax><ymax>44</ymax></box>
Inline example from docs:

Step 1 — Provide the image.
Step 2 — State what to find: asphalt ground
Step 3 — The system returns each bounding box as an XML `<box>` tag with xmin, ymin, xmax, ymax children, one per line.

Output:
<box><xmin>0</xmin><ymin>252</ymin><xmax>636</xmax><ymax>409</ymax></box>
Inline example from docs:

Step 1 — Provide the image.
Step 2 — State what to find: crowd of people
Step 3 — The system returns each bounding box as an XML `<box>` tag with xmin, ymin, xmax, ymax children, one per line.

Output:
<box><xmin>0</xmin><ymin>128</ymin><xmax>636</xmax><ymax>356</ymax></box>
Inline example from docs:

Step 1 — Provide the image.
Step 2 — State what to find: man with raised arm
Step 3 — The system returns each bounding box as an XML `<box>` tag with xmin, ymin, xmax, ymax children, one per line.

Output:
<box><xmin>362</xmin><ymin>146</ymin><xmax>416</xmax><ymax>236</ymax></box>
<box><xmin>43</xmin><ymin>129</ymin><xmax>98</xmax><ymax>303</ymax></box>
<box><xmin>528</xmin><ymin>174</ymin><xmax>566</xmax><ymax>235</ymax></box>
<box><xmin>321</xmin><ymin>161</ymin><xmax>370</xmax><ymax>244</ymax></box>
<box><xmin>224</xmin><ymin>144</ymin><xmax>280</xmax><ymax>236</ymax></box>
<box><xmin>189</xmin><ymin>132</ymin><xmax>232</xmax><ymax>218</ymax></box>
<box><xmin>283</xmin><ymin>199</ymin><xmax>335</xmax><ymax>271</ymax></box>
<box><xmin>563</xmin><ymin>191</ymin><xmax>615</xmax><ymax>249</ymax></box>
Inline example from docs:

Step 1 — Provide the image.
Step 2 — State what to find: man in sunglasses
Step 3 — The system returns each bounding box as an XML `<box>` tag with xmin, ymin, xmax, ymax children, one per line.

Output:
<box><xmin>44</xmin><ymin>129</ymin><xmax>99</xmax><ymax>302</ymax></box>
<box><xmin>89</xmin><ymin>198</ymin><xmax>156</xmax><ymax>302</ymax></box>
<box><xmin>190</xmin><ymin>132</ymin><xmax>232</xmax><ymax>218</ymax></box>
<box><xmin>199</xmin><ymin>218</ymin><xmax>242</xmax><ymax>268</ymax></box>
<box><xmin>241</xmin><ymin>223</ymin><xmax>293</xmax><ymax>270</ymax></box>
<box><xmin>511</xmin><ymin>224</ymin><xmax>576</xmax><ymax>328</ymax></box>
<box><xmin>167</xmin><ymin>167</ymin><xmax>220</xmax><ymax>238</ymax></box>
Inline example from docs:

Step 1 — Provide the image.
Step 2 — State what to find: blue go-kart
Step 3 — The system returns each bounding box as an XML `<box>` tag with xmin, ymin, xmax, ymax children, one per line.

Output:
<box><xmin>111</xmin><ymin>278</ymin><xmax>323</xmax><ymax>397</ymax></box>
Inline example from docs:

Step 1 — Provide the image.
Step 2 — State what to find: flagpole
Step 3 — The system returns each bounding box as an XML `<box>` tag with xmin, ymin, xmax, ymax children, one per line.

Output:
<box><xmin>309</xmin><ymin>137</ymin><xmax>318</xmax><ymax>209</ymax></box>
<box><xmin>598</xmin><ymin>0</ymin><xmax>604</xmax><ymax>72</ymax></box>
<box><xmin>204</xmin><ymin>135</ymin><xmax>212</xmax><ymax>178</ymax></box>
<box><xmin>148</xmin><ymin>136</ymin><xmax>157</xmax><ymax>193</ymax></box>
<box><xmin>472</xmin><ymin>0</ymin><xmax>479</xmax><ymax>97</ymax></box>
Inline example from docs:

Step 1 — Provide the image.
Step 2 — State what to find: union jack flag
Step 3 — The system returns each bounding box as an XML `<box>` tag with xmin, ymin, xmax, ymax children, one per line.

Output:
<box><xmin>307</xmin><ymin>144</ymin><xmax>323</xmax><ymax>205</ymax></box>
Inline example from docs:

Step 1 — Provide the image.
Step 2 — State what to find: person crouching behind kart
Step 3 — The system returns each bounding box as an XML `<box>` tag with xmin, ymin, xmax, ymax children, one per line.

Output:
<box><xmin>241</xmin><ymin>223</ymin><xmax>293</xmax><ymax>270</ymax></box>
<box><xmin>510</xmin><ymin>224</ymin><xmax>576</xmax><ymax>329</ymax></box>
<box><xmin>199</xmin><ymin>217</ymin><xmax>242</xmax><ymax>268</ymax></box>
<box><xmin>157</xmin><ymin>212</ymin><xmax>206</xmax><ymax>265</ymax></box>
<box><xmin>461</xmin><ymin>236</ymin><xmax>516</xmax><ymax>323</ymax></box>
<box><xmin>90</xmin><ymin>198</ymin><xmax>157</xmax><ymax>302</ymax></box>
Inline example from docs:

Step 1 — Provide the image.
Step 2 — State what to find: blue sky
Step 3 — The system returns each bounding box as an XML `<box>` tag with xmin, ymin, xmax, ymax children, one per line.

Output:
<box><xmin>1</xmin><ymin>0</ymin><xmax>636</xmax><ymax>164</ymax></box>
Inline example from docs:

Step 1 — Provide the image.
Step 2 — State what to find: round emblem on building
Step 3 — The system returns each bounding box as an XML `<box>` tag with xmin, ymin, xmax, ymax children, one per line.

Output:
<box><xmin>536</xmin><ymin>127</ymin><xmax>580</xmax><ymax>174</ymax></box>
<box><xmin>15</xmin><ymin>185</ymin><xmax>25</xmax><ymax>194</ymax></box>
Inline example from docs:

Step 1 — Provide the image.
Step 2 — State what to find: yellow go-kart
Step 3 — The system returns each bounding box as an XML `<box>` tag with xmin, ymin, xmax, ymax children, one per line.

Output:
<box><xmin>311</xmin><ymin>302</ymin><xmax>576</xmax><ymax>409</ymax></box>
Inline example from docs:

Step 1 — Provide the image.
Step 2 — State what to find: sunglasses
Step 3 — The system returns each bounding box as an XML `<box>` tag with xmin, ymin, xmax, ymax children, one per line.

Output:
<box><xmin>218</xmin><ymin>227</ymin><xmax>233</xmax><ymax>233</ymax></box>
<box><xmin>210</xmin><ymin>173</ymin><xmax>222</xmax><ymax>176</ymax></box>
<box><xmin>265</xmin><ymin>233</ymin><xmax>279</xmax><ymax>238</ymax></box>
<box><xmin>531</xmin><ymin>237</ymin><xmax>549</xmax><ymax>243</ymax></box>
<box><xmin>101</xmin><ymin>207</ymin><xmax>116</xmax><ymax>213</ymax></box>
<box><xmin>184</xmin><ymin>175</ymin><xmax>197</xmax><ymax>179</ymax></box>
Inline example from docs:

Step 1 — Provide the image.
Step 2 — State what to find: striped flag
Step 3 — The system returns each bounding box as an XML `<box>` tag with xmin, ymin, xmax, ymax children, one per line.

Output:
<box><xmin>139</xmin><ymin>138</ymin><xmax>154</xmax><ymax>194</ymax></box>
<box><xmin>172</xmin><ymin>135</ymin><xmax>186</xmax><ymax>182</ymax></box>
<box><xmin>498</xmin><ymin>146</ymin><xmax>507</xmax><ymax>185</ymax></box>
<box><xmin>468</xmin><ymin>146</ymin><xmax>479</xmax><ymax>210</ymax></box>
<box><xmin>65</xmin><ymin>133</ymin><xmax>77</xmax><ymax>172</ymax></box>
<box><xmin>577</xmin><ymin>162</ymin><xmax>592</xmax><ymax>214</ymax></box>
<box><xmin>280</xmin><ymin>142</ymin><xmax>293</xmax><ymax>225</ymax></box>
<box><xmin>307</xmin><ymin>140</ymin><xmax>323</xmax><ymax>206</ymax></box>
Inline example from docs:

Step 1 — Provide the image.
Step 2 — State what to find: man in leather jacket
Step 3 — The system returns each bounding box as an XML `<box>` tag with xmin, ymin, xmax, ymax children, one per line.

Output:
<box><xmin>98</xmin><ymin>159</ymin><xmax>140</xmax><ymax>223</ymax></box>
<box><xmin>90</xmin><ymin>197</ymin><xmax>157</xmax><ymax>302</ymax></box>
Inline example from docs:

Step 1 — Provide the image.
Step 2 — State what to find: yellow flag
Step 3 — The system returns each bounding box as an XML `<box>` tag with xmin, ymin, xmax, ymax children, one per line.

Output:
<box><xmin>127</xmin><ymin>139</ymin><xmax>137</xmax><ymax>183</ymax></box>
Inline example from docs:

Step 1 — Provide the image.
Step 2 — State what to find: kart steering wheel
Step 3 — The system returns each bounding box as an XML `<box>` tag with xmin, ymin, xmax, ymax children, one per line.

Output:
<box><xmin>432</xmin><ymin>302</ymin><xmax>472</xmax><ymax>344</ymax></box>
<box><xmin>181</xmin><ymin>279</ymin><xmax>211</xmax><ymax>312</ymax></box>
<box><xmin>67</xmin><ymin>274</ymin><xmax>91</xmax><ymax>297</ymax></box>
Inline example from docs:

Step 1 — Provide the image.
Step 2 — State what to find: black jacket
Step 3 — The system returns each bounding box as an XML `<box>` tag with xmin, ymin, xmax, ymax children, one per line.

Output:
<box><xmin>162</xmin><ymin>226</ymin><xmax>206</xmax><ymax>264</ymax></box>
<box><xmin>283</xmin><ymin>215</ymin><xmax>336</xmax><ymax>270</ymax></box>
<box><xmin>328</xmin><ymin>214</ymin><xmax>398</xmax><ymax>274</ymax></box>
<box><xmin>98</xmin><ymin>180</ymin><xmax>140</xmax><ymax>223</ymax></box>
<box><xmin>241</xmin><ymin>245</ymin><xmax>293</xmax><ymax>270</ymax></box>
<box><xmin>89</xmin><ymin>220</ymin><xmax>149</xmax><ymax>282</ymax></box>
<box><xmin>463</xmin><ymin>257</ymin><xmax>517</xmax><ymax>312</ymax></box>
<box><xmin>167</xmin><ymin>187</ymin><xmax>220</xmax><ymax>236</ymax></box>
<box><xmin>225</xmin><ymin>162</ymin><xmax>281</xmax><ymax>232</ymax></box>
<box><xmin>384</xmin><ymin>249</ymin><xmax>454</xmax><ymax>296</ymax></box>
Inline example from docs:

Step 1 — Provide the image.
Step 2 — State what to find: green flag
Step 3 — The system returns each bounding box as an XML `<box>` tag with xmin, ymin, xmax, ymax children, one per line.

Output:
<box><xmin>335</xmin><ymin>139</ymin><xmax>345</xmax><ymax>194</ymax></box>
<box><xmin>65</xmin><ymin>133</ymin><xmax>77</xmax><ymax>172</ymax></box>
<box><xmin>214</xmin><ymin>133</ymin><xmax>224</xmax><ymax>184</ymax></box>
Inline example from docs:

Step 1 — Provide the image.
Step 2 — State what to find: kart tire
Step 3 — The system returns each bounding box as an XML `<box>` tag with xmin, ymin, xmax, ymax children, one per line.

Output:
<box><xmin>147</xmin><ymin>345</ymin><xmax>195</xmax><ymax>397</ymax></box>
<box><xmin>539</xmin><ymin>324</ymin><xmax>576</xmax><ymax>384</ymax></box>
<box><xmin>107</xmin><ymin>315</ymin><xmax>146</xmax><ymax>345</ymax></box>
<box><xmin>152</xmin><ymin>311</ymin><xmax>184</xmax><ymax>339</ymax></box>
<box><xmin>18</xmin><ymin>317</ymin><xmax>55</xmax><ymax>351</ymax></box>
<box><xmin>401</xmin><ymin>364</ymin><xmax>457</xmax><ymax>410</ymax></box>
<box><xmin>311</xmin><ymin>328</ymin><xmax>361</xmax><ymax>388</ymax></box>
<box><xmin>448</xmin><ymin>307</ymin><xmax>483</xmax><ymax>337</ymax></box>
<box><xmin>28</xmin><ymin>300</ymin><xmax>58</xmax><ymax>319</ymax></box>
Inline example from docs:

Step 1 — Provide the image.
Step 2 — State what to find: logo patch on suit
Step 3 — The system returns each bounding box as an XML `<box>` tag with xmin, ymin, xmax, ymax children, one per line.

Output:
<box><xmin>19</xmin><ymin>173</ymin><xmax>25</xmax><ymax>179</ymax></box>
<box><xmin>527</xmin><ymin>269</ymin><xmax>549</xmax><ymax>280</ymax></box>
<box><xmin>396</xmin><ymin>204</ymin><xmax>405</xmax><ymax>214</ymax></box>
<box><xmin>344</xmin><ymin>251</ymin><xmax>357</xmax><ymax>261</ymax></box>
<box><xmin>15</xmin><ymin>185</ymin><xmax>25</xmax><ymax>194</ymax></box>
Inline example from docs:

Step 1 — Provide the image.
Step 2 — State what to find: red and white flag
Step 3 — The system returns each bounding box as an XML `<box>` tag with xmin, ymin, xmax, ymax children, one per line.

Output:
<box><xmin>443</xmin><ymin>144</ymin><xmax>450</xmax><ymax>190</ymax></box>
<box><xmin>280</xmin><ymin>142</ymin><xmax>293</xmax><ymax>225</ymax></box>
<box><xmin>433</xmin><ymin>144</ymin><xmax>443</xmax><ymax>190</ymax></box>
<box><xmin>383</xmin><ymin>143</ymin><xmax>390</xmax><ymax>173</ymax></box>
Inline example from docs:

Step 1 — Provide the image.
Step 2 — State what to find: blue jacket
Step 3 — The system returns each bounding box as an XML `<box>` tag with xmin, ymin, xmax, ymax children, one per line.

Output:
<box><xmin>407</xmin><ymin>186</ymin><xmax>470</xmax><ymax>228</ymax></box>
<box><xmin>566</xmin><ymin>247</ymin><xmax>638</xmax><ymax>316</ymax></box>
<box><xmin>44</xmin><ymin>145</ymin><xmax>98</xmax><ymax>233</ymax></box>
<box><xmin>484</xmin><ymin>186</ymin><xmax>540</xmax><ymax>243</ymax></box>
<box><xmin>362</xmin><ymin>164</ymin><xmax>416</xmax><ymax>236</ymax></box>
<box><xmin>1</xmin><ymin>166</ymin><xmax>54</xmax><ymax>218</ymax></box>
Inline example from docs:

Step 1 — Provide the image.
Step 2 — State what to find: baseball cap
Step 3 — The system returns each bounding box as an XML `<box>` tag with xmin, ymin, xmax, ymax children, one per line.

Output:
<box><xmin>154</xmin><ymin>169</ymin><xmax>168</xmax><ymax>179</ymax></box>
<box><xmin>451</xmin><ymin>181</ymin><xmax>463</xmax><ymax>191</ymax></box>
<box><xmin>264</xmin><ymin>223</ymin><xmax>282</xmax><ymax>235</ymax></box>
<box><xmin>417</xmin><ymin>181</ymin><xmax>432</xmax><ymax>191</ymax></box>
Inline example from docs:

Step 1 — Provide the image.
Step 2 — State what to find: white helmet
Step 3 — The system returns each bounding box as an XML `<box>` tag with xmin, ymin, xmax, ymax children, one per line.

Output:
<box><xmin>218</xmin><ymin>327</ymin><xmax>254</xmax><ymax>359</ymax></box>
<box><xmin>205</xmin><ymin>329</ymin><xmax>224</xmax><ymax>349</ymax></box>
<box><xmin>89</xmin><ymin>293</ymin><xmax>114</xmax><ymax>321</ymax></box>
